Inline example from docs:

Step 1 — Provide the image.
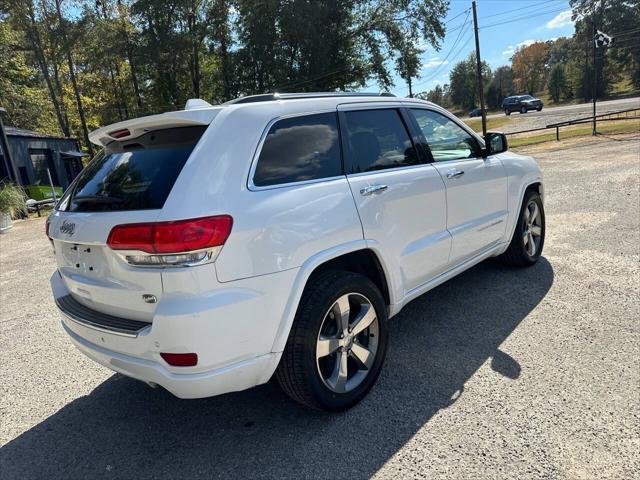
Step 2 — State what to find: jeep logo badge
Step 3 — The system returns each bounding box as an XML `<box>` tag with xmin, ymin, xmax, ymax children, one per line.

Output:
<box><xmin>60</xmin><ymin>221</ymin><xmax>76</xmax><ymax>236</ymax></box>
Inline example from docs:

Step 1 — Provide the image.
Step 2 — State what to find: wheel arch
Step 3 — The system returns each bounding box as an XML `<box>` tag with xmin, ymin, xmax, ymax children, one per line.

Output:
<box><xmin>270</xmin><ymin>241</ymin><xmax>395</xmax><ymax>353</ymax></box>
<box><xmin>504</xmin><ymin>180</ymin><xmax>544</xmax><ymax>246</ymax></box>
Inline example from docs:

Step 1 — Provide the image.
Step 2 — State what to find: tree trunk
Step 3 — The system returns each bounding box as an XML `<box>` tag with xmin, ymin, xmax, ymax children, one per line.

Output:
<box><xmin>98</xmin><ymin>1</ymin><xmax>128</xmax><ymax>119</ymax></box>
<box><xmin>24</xmin><ymin>2</ymin><xmax>69</xmax><ymax>137</ymax></box>
<box><xmin>116</xmin><ymin>0</ymin><xmax>142</xmax><ymax>110</ymax></box>
<box><xmin>54</xmin><ymin>0</ymin><xmax>93</xmax><ymax>155</ymax></box>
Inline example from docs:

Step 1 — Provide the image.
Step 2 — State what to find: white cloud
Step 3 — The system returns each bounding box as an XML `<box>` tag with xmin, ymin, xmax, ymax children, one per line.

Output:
<box><xmin>423</xmin><ymin>57</ymin><xmax>449</xmax><ymax>69</ymax></box>
<box><xmin>502</xmin><ymin>39</ymin><xmax>536</xmax><ymax>57</ymax></box>
<box><xmin>546</xmin><ymin>10</ymin><xmax>574</xmax><ymax>29</ymax></box>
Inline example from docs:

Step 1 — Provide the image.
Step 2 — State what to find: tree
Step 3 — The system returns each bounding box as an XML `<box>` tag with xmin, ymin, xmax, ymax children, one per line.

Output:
<box><xmin>486</xmin><ymin>66</ymin><xmax>514</xmax><ymax>109</ymax></box>
<box><xmin>511</xmin><ymin>41</ymin><xmax>550</xmax><ymax>95</ymax></box>
<box><xmin>0</xmin><ymin>22</ymin><xmax>58</xmax><ymax>134</ymax></box>
<box><xmin>547</xmin><ymin>64</ymin><xmax>567</xmax><ymax>103</ymax></box>
<box><xmin>53</xmin><ymin>0</ymin><xmax>93</xmax><ymax>155</ymax></box>
<box><xmin>395</xmin><ymin>36</ymin><xmax>422</xmax><ymax>97</ymax></box>
<box><xmin>449</xmin><ymin>53</ymin><xmax>491</xmax><ymax>109</ymax></box>
<box><xmin>2</xmin><ymin>0</ymin><xmax>452</xmax><ymax>152</ymax></box>
<box><xmin>570</xmin><ymin>0</ymin><xmax>640</xmax><ymax>91</ymax></box>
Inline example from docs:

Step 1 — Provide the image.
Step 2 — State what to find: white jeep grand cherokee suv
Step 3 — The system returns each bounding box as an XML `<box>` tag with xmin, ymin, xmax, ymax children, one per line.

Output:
<box><xmin>48</xmin><ymin>93</ymin><xmax>545</xmax><ymax>411</ymax></box>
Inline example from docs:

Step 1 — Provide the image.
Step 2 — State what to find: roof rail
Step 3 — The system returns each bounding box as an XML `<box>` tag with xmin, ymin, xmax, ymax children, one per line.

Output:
<box><xmin>224</xmin><ymin>92</ymin><xmax>396</xmax><ymax>105</ymax></box>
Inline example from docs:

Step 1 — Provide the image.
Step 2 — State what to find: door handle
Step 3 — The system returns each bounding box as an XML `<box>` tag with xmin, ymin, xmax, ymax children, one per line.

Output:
<box><xmin>360</xmin><ymin>184</ymin><xmax>388</xmax><ymax>196</ymax></box>
<box><xmin>446</xmin><ymin>169</ymin><xmax>465</xmax><ymax>179</ymax></box>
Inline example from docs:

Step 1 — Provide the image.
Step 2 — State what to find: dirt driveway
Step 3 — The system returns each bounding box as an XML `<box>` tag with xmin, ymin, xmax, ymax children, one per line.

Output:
<box><xmin>1</xmin><ymin>136</ymin><xmax>638</xmax><ymax>479</ymax></box>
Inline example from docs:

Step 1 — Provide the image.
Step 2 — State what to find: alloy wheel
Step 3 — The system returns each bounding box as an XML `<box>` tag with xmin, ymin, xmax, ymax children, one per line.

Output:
<box><xmin>523</xmin><ymin>200</ymin><xmax>543</xmax><ymax>256</ymax></box>
<box><xmin>315</xmin><ymin>293</ymin><xmax>379</xmax><ymax>394</ymax></box>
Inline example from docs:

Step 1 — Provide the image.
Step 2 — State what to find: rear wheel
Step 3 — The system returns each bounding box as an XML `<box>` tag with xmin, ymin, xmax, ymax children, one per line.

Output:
<box><xmin>520</xmin><ymin>105</ymin><xmax>527</xmax><ymax>114</ymax></box>
<box><xmin>504</xmin><ymin>108</ymin><xmax>511</xmax><ymax>116</ymax></box>
<box><xmin>275</xmin><ymin>271</ymin><xmax>388</xmax><ymax>411</ymax></box>
<box><xmin>499</xmin><ymin>189</ymin><xmax>545</xmax><ymax>267</ymax></box>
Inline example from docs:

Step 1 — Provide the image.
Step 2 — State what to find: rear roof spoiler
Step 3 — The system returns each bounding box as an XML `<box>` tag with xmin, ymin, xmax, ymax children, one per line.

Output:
<box><xmin>89</xmin><ymin>105</ymin><xmax>222</xmax><ymax>147</ymax></box>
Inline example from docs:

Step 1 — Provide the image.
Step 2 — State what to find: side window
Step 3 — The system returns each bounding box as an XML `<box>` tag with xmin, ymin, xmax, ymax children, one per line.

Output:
<box><xmin>342</xmin><ymin>109</ymin><xmax>419</xmax><ymax>174</ymax></box>
<box><xmin>253</xmin><ymin>112</ymin><xmax>341</xmax><ymax>187</ymax></box>
<box><xmin>410</xmin><ymin>109</ymin><xmax>479</xmax><ymax>162</ymax></box>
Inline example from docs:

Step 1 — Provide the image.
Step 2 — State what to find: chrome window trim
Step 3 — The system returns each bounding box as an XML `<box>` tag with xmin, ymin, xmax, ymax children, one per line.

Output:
<box><xmin>247</xmin><ymin>109</ymin><xmax>343</xmax><ymax>192</ymax></box>
<box><xmin>345</xmin><ymin>162</ymin><xmax>437</xmax><ymax>179</ymax></box>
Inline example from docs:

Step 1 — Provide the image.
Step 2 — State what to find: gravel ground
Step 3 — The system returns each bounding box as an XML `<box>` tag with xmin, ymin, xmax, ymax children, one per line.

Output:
<box><xmin>1</xmin><ymin>136</ymin><xmax>639</xmax><ymax>479</ymax></box>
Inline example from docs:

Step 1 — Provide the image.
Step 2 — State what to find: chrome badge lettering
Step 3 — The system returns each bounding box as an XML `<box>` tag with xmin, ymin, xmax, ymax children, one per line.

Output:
<box><xmin>60</xmin><ymin>221</ymin><xmax>76</xmax><ymax>236</ymax></box>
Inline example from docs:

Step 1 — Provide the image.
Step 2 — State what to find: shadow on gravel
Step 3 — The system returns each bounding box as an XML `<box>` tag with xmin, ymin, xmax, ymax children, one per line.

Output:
<box><xmin>1</xmin><ymin>258</ymin><xmax>553</xmax><ymax>480</ymax></box>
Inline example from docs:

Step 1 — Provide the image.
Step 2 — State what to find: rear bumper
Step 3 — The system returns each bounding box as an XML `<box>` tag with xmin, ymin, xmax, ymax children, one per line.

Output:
<box><xmin>62</xmin><ymin>321</ymin><xmax>280</xmax><ymax>398</ymax></box>
<box><xmin>51</xmin><ymin>267</ymin><xmax>297</xmax><ymax>398</ymax></box>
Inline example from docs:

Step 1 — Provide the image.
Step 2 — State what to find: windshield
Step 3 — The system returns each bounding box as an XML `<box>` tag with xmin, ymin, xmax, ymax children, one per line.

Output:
<box><xmin>521</xmin><ymin>95</ymin><xmax>535</xmax><ymax>100</ymax></box>
<box><xmin>57</xmin><ymin>126</ymin><xmax>206</xmax><ymax>212</ymax></box>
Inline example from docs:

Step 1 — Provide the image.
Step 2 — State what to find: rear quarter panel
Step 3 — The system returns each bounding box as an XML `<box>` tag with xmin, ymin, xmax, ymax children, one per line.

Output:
<box><xmin>161</xmin><ymin>103</ymin><xmax>364</xmax><ymax>283</ymax></box>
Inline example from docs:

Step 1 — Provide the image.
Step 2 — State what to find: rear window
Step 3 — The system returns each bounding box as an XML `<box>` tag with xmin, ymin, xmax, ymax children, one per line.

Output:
<box><xmin>252</xmin><ymin>113</ymin><xmax>342</xmax><ymax>187</ymax></box>
<box><xmin>59</xmin><ymin>126</ymin><xmax>205</xmax><ymax>212</ymax></box>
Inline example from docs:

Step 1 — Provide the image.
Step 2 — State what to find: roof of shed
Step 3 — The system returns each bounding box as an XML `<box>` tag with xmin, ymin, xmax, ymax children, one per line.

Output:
<box><xmin>5</xmin><ymin>126</ymin><xmax>76</xmax><ymax>141</ymax></box>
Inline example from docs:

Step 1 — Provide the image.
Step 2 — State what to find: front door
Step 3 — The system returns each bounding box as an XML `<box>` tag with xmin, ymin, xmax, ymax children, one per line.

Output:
<box><xmin>408</xmin><ymin>108</ymin><xmax>508</xmax><ymax>266</ymax></box>
<box><xmin>339</xmin><ymin>105</ymin><xmax>451</xmax><ymax>295</ymax></box>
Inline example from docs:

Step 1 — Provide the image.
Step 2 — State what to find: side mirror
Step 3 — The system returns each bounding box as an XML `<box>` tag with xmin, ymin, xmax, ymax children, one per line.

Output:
<box><xmin>484</xmin><ymin>132</ymin><xmax>508</xmax><ymax>156</ymax></box>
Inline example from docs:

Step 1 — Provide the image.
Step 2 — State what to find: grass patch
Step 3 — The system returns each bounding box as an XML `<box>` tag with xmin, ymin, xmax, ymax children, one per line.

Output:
<box><xmin>463</xmin><ymin>116</ymin><xmax>511</xmax><ymax>132</ymax></box>
<box><xmin>27</xmin><ymin>205</ymin><xmax>54</xmax><ymax>219</ymax></box>
<box><xmin>509</xmin><ymin>119</ymin><xmax>640</xmax><ymax>147</ymax></box>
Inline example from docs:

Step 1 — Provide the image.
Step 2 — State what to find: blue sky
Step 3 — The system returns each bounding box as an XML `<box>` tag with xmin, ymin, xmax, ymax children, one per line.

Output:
<box><xmin>379</xmin><ymin>0</ymin><xmax>576</xmax><ymax>96</ymax></box>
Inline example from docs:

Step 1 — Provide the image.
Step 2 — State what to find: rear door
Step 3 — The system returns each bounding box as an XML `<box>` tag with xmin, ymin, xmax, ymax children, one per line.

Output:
<box><xmin>339</xmin><ymin>104</ymin><xmax>451</xmax><ymax>294</ymax></box>
<box><xmin>408</xmin><ymin>108</ymin><xmax>508</xmax><ymax>266</ymax></box>
<box><xmin>49</xmin><ymin>125</ymin><xmax>207</xmax><ymax>321</ymax></box>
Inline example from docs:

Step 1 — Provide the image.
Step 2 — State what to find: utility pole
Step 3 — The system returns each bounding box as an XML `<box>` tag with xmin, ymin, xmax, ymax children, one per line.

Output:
<box><xmin>592</xmin><ymin>21</ymin><xmax>597</xmax><ymax>136</ymax></box>
<box><xmin>472</xmin><ymin>1</ymin><xmax>487</xmax><ymax>136</ymax></box>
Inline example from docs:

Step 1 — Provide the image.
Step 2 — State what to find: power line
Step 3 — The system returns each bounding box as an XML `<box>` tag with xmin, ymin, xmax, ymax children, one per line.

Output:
<box><xmin>480</xmin><ymin>0</ymin><xmax>559</xmax><ymax>20</ymax></box>
<box><xmin>412</xmin><ymin>11</ymin><xmax>472</xmax><ymax>88</ymax></box>
<box><xmin>479</xmin><ymin>7</ymin><xmax>569</xmax><ymax>30</ymax></box>
<box><xmin>445</xmin><ymin>8</ymin><xmax>470</xmax><ymax>25</ymax></box>
<box><xmin>413</xmin><ymin>32</ymin><xmax>474</xmax><ymax>89</ymax></box>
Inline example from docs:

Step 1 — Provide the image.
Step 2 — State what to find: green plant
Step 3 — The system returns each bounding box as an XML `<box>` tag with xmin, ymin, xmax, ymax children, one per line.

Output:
<box><xmin>0</xmin><ymin>183</ymin><xmax>27</xmax><ymax>218</ymax></box>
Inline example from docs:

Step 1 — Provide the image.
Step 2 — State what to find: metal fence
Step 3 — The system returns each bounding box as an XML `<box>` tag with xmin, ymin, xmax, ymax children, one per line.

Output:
<box><xmin>505</xmin><ymin>107</ymin><xmax>640</xmax><ymax>141</ymax></box>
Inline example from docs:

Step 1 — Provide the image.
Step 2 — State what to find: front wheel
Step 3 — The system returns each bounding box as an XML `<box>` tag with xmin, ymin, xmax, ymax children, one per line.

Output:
<box><xmin>537</xmin><ymin>107</ymin><xmax>542</xmax><ymax>112</ymax></box>
<box><xmin>520</xmin><ymin>105</ymin><xmax>527</xmax><ymax>114</ymax></box>
<box><xmin>275</xmin><ymin>271</ymin><xmax>388</xmax><ymax>411</ymax></box>
<box><xmin>499</xmin><ymin>189</ymin><xmax>545</xmax><ymax>267</ymax></box>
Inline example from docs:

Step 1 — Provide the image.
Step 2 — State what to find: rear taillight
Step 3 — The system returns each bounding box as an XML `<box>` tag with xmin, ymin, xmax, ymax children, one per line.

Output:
<box><xmin>107</xmin><ymin>215</ymin><xmax>232</xmax><ymax>267</ymax></box>
<box><xmin>160</xmin><ymin>352</ymin><xmax>198</xmax><ymax>367</ymax></box>
<box><xmin>45</xmin><ymin>217</ymin><xmax>54</xmax><ymax>252</ymax></box>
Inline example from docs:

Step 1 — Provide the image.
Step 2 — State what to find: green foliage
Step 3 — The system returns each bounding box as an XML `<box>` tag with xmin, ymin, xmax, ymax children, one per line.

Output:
<box><xmin>547</xmin><ymin>64</ymin><xmax>567</xmax><ymax>103</ymax></box>
<box><xmin>486</xmin><ymin>66</ymin><xmax>514</xmax><ymax>109</ymax></box>
<box><xmin>1</xmin><ymin>0</ymin><xmax>449</xmax><ymax>146</ymax></box>
<box><xmin>448</xmin><ymin>53</ymin><xmax>491</xmax><ymax>109</ymax></box>
<box><xmin>0</xmin><ymin>22</ymin><xmax>59</xmax><ymax>134</ymax></box>
<box><xmin>0</xmin><ymin>183</ymin><xmax>27</xmax><ymax>218</ymax></box>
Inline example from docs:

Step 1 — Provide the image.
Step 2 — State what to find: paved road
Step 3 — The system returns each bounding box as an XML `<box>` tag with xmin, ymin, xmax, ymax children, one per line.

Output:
<box><xmin>486</xmin><ymin>96</ymin><xmax>640</xmax><ymax>120</ymax></box>
<box><xmin>1</xmin><ymin>136</ymin><xmax>639</xmax><ymax>479</ymax></box>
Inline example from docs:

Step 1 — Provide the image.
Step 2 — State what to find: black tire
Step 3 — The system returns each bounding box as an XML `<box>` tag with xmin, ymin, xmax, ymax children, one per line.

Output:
<box><xmin>520</xmin><ymin>105</ymin><xmax>527</xmax><ymax>114</ymax></box>
<box><xmin>499</xmin><ymin>189</ymin><xmax>545</xmax><ymax>267</ymax></box>
<box><xmin>504</xmin><ymin>109</ymin><xmax>511</xmax><ymax>116</ymax></box>
<box><xmin>275</xmin><ymin>270</ymin><xmax>388</xmax><ymax>411</ymax></box>
<box><xmin>537</xmin><ymin>106</ymin><xmax>542</xmax><ymax>112</ymax></box>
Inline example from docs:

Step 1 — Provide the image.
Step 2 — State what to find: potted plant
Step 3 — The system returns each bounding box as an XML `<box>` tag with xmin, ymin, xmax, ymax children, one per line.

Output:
<box><xmin>0</xmin><ymin>183</ymin><xmax>27</xmax><ymax>233</ymax></box>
